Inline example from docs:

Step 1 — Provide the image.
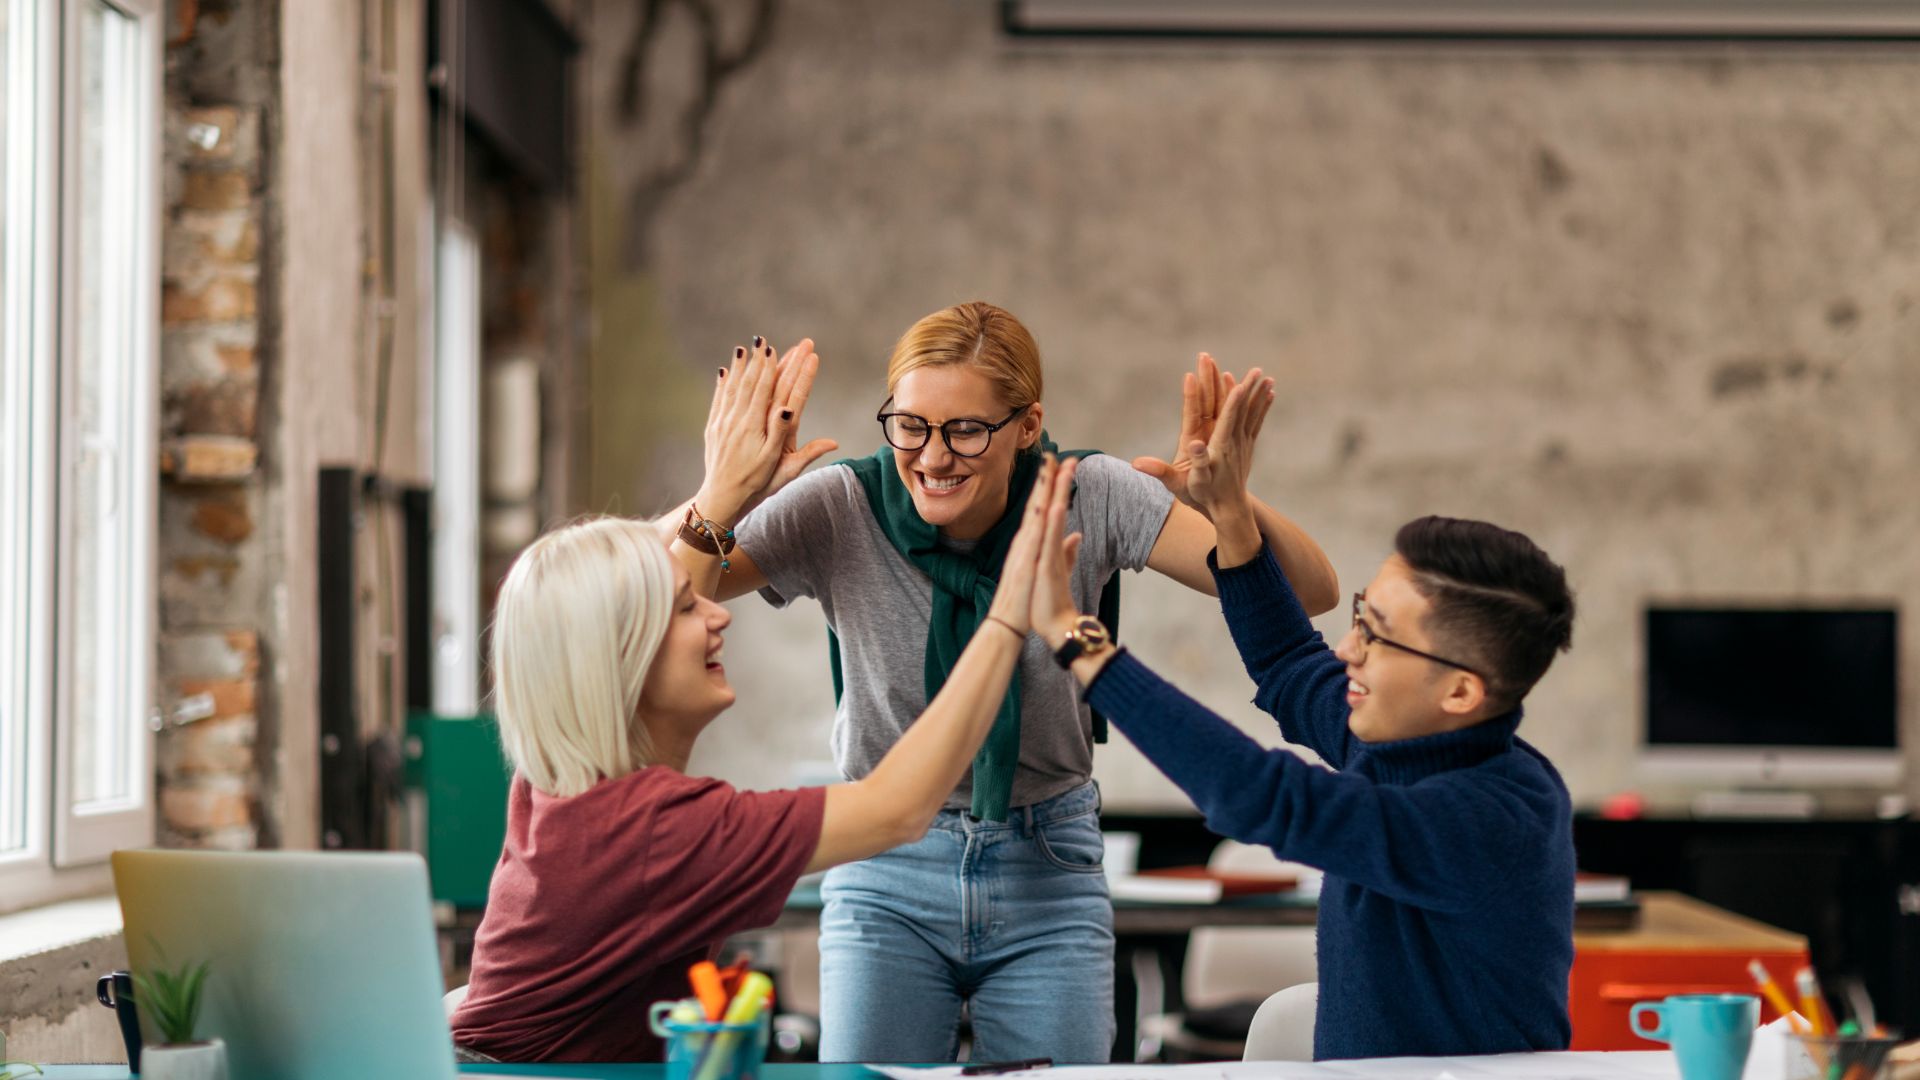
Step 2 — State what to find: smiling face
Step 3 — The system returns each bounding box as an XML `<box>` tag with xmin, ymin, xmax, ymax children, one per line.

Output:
<box><xmin>1331</xmin><ymin>555</ymin><xmax>1488</xmax><ymax>743</ymax></box>
<box><xmin>636</xmin><ymin>558</ymin><xmax>736</xmax><ymax>733</ymax></box>
<box><xmin>886</xmin><ymin>364</ymin><xmax>1043</xmax><ymax>540</ymax></box>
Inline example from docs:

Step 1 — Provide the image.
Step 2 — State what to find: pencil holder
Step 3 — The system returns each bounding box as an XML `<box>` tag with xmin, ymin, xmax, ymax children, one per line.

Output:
<box><xmin>649</xmin><ymin>1004</ymin><xmax>772</xmax><ymax>1080</ymax></box>
<box><xmin>1785</xmin><ymin>1031</ymin><xmax>1902</xmax><ymax>1080</ymax></box>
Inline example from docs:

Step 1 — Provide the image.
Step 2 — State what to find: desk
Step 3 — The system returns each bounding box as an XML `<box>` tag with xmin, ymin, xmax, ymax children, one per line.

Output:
<box><xmin>1571</xmin><ymin>891</ymin><xmax>1809</xmax><ymax>1050</ymax></box>
<box><xmin>777</xmin><ymin>884</ymin><xmax>1640</xmax><ymax>935</ymax></box>
<box><xmin>1574</xmin><ymin>814</ymin><xmax>1920</xmax><ymax>1035</ymax></box>
<box><xmin>776</xmin><ymin>886</ymin><xmax>1322</xmax><ymax>934</ymax></box>
<box><xmin>775</xmin><ymin>886</ymin><xmax>1645</xmax><ymax>1059</ymax></box>
<box><xmin>39</xmin><ymin>1057</ymin><xmax>1686</xmax><ymax>1079</ymax></box>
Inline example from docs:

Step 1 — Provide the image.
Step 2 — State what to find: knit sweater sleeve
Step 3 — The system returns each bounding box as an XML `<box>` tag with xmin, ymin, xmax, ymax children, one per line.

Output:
<box><xmin>1211</xmin><ymin>545</ymin><xmax>1358</xmax><ymax>768</ymax></box>
<box><xmin>1087</xmin><ymin>652</ymin><xmax>1538</xmax><ymax>914</ymax></box>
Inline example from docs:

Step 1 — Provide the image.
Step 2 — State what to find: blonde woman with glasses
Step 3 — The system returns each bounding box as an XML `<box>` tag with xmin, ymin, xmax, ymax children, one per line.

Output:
<box><xmin>666</xmin><ymin>308</ymin><xmax>1339</xmax><ymax>1063</ymax></box>
<box><xmin>447</xmin><ymin>435</ymin><xmax>1079</xmax><ymax>1063</ymax></box>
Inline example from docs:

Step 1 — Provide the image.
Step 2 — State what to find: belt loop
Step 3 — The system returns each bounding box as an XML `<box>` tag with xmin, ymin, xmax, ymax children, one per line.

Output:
<box><xmin>1023</xmin><ymin>802</ymin><xmax>1036</xmax><ymax>836</ymax></box>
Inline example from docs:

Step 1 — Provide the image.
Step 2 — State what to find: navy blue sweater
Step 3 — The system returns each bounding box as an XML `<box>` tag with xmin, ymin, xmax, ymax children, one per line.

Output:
<box><xmin>1085</xmin><ymin>545</ymin><xmax>1574</xmax><ymax>1060</ymax></box>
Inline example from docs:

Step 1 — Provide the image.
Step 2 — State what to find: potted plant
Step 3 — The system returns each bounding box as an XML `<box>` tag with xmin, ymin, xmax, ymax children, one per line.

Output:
<box><xmin>131</xmin><ymin>948</ymin><xmax>225</xmax><ymax>1080</ymax></box>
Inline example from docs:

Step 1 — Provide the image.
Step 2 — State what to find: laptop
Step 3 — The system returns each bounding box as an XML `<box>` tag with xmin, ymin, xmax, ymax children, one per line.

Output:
<box><xmin>112</xmin><ymin>849</ymin><xmax>505</xmax><ymax>1080</ymax></box>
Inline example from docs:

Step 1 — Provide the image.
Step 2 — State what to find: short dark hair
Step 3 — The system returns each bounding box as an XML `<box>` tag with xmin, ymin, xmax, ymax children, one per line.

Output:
<box><xmin>1393</xmin><ymin>515</ymin><xmax>1575</xmax><ymax>709</ymax></box>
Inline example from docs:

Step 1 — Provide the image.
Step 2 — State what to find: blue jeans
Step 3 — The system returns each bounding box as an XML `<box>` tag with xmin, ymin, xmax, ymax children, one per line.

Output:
<box><xmin>817</xmin><ymin>782</ymin><xmax>1115</xmax><ymax>1063</ymax></box>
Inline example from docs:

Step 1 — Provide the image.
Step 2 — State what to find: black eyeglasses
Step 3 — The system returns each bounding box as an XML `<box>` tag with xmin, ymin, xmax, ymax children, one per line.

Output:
<box><xmin>1351</xmin><ymin>593</ymin><xmax>1481</xmax><ymax>677</ymax></box>
<box><xmin>876</xmin><ymin>398</ymin><xmax>1029</xmax><ymax>458</ymax></box>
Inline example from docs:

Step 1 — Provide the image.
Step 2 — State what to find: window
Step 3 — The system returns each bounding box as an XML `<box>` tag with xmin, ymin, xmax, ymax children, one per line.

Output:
<box><xmin>0</xmin><ymin>0</ymin><xmax>161</xmax><ymax>913</ymax></box>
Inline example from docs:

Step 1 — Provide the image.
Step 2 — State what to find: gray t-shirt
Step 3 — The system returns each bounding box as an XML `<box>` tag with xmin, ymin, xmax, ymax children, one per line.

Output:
<box><xmin>736</xmin><ymin>453</ymin><xmax>1176</xmax><ymax>811</ymax></box>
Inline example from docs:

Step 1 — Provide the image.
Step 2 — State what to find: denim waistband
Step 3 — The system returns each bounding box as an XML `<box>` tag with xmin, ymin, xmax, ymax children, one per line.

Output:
<box><xmin>930</xmin><ymin>781</ymin><xmax>1100</xmax><ymax>835</ymax></box>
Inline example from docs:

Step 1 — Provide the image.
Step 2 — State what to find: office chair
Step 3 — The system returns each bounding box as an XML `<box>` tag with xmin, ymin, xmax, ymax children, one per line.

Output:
<box><xmin>1243</xmin><ymin>982</ymin><xmax>1318</xmax><ymax>1062</ymax></box>
<box><xmin>1136</xmin><ymin>841</ymin><xmax>1320</xmax><ymax>1060</ymax></box>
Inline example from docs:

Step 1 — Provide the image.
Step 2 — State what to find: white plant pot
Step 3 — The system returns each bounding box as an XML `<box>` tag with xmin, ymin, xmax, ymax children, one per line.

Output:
<box><xmin>140</xmin><ymin>1037</ymin><xmax>227</xmax><ymax>1080</ymax></box>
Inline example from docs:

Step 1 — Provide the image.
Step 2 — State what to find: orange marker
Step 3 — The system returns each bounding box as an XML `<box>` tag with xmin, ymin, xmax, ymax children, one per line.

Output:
<box><xmin>1748</xmin><ymin>959</ymin><xmax>1808</xmax><ymax>1034</ymax></box>
<box><xmin>716</xmin><ymin>953</ymin><xmax>753</xmax><ymax>998</ymax></box>
<box><xmin>1795</xmin><ymin>967</ymin><xmax>1832</xmax><ymax>1036</ymax></box>
<box><xmin>688</xmin><ymin>961</ymin><xmax>728</xmax><ymax>1021</ymax></box>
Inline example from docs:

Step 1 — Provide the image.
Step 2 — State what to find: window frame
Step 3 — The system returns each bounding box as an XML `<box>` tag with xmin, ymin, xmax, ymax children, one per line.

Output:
<box><xmin>51</xmin><ymin>0</ymin><xmax>162</xmax><ymax>867</ymax></box>
<box><xmin>0</xmin><ymin>0</ymin><xmax>61</xmax><ymax>900</ymax></box>
<box><xmin>0</xmin><ymin>0</ymin><xmax>162</xmax><ymax>911</ymax></box>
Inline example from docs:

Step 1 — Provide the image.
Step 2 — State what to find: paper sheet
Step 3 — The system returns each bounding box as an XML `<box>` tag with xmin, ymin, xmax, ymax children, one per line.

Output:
<box><xmin>867</xmin><ymin>1052</ymin><xmax>1680</xmax><ymax>1080</ymax></box>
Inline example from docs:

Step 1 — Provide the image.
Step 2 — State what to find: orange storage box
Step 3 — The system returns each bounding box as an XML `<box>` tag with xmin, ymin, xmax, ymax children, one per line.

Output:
<box><xmin>1569</xmin><ymin>891</ymin><xmax>1810</xmax><ymax>1050</ymax></box>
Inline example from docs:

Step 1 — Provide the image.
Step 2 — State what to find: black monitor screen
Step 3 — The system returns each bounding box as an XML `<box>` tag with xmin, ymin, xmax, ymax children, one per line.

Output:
<box><xmin>1645</xmin><ymin>608</ymin><xmax>1899</xmax><ymax>749</ymax></box>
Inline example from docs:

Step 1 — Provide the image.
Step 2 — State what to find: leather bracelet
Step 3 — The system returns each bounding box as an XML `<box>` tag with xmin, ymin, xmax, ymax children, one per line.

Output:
<box><xmin>677</xmin><ymin>505</ymin><xmax>736</xmax><ymax>572</ymax></box>
<box><xmin>982</xmin><ymin>615</ymin><xmax>1026</xmax><ymax>640</ymax></box>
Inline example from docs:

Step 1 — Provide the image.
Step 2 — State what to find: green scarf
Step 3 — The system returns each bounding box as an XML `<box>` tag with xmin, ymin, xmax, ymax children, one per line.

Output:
<box><xmin>828</xmin><ymin>434</ymin><xmax>1119</xmax><ymax>822</ymax></box>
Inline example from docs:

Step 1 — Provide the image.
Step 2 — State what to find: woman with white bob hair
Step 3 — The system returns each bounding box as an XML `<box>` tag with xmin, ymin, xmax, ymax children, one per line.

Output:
<box><xmin>447</xmin><ymin>430</ymin><xmax>1082</xmax><ymax>1064</ymax></box>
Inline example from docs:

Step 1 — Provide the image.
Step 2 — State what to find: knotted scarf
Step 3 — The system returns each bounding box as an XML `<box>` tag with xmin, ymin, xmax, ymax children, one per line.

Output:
<box><xmin>828</xmin><ymin>435</ymin><xmax>1118</xmax><ymax>821</ymax></box>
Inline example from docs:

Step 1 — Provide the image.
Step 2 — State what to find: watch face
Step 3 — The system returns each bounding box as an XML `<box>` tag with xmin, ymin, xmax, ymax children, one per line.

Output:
<box><xmin>1071</xmin><ymin>615</ymin><xmax>1111</xmax><ymax>649</ymax></box>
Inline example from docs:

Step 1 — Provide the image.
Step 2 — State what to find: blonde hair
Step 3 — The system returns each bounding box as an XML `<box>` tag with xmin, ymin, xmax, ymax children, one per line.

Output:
<box><xmin>489</xmin><ymin>517</ymin><xmax>675</xmax><ymax>797</ymax></box>
<box><xmin>886</xmin><ymin>301</ymin><xmax>1043</xmax><ymax>408</ymax></box>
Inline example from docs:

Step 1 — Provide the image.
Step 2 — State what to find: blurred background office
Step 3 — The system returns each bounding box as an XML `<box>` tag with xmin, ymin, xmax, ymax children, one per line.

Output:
<box><xmin>3</xmin><ymin>0</ymin><xmax>1918</xmax><ymax>1063</ymax></box>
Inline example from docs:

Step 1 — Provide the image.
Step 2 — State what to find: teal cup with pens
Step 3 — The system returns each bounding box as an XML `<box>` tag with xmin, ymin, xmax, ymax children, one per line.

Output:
<box><xmin>648</xmin><ymin>1002</ymin><xmax>772</xmax><ymax>1080</ymax></box>
<box><xmin>1785</xmin><ymin>1031</ymin><xmax>1901</xmax><ymax>1080</ymax></box>
<box><xmin>1630</xmin><ymin>993</ymin><xmax>1759</xmax><ymax>1080</ymax></box>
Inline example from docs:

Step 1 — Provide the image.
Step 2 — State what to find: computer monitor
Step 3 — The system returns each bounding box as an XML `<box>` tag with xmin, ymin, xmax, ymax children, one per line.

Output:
<box><xmin>1640</xmin><ymin>606</ymin><xmax>1903</xmax><ymax>789</ymax></box>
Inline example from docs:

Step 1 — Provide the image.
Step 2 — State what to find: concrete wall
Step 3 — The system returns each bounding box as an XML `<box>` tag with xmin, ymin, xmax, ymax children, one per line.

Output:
<box><xmin>2</xmin><ymin>0</ymin><xmax>443</xmax><ymax>1062</ymax></box>
<box><xmin>158</xmin><ymin>0</ymin><xmax>278</xmax><ymax>849</ymax></box>
<box><xmin>0</xmin><ymin>928</ymin><xmax>127</xmax><ymax>1065</ymax></box>
<box><xmin>581</xmin><ymin>0</ymin><xmax>1920</xmax><ymax>811</ymax></box>
<box><xmin>160</xmin><ymin>0</ymin><xmax>436</xmax><ymax>852</ymax></box>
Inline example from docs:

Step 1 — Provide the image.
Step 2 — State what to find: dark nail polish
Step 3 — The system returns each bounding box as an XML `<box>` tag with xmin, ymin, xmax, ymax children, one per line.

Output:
<box><xmin>717</xmin><ymin>367</ymin><xmax>726</xmax><ymax>377</ymax></box>
<box><xmin>734</xmin><ymin>346</ymin><xmax>745</xmax><ymax>360</ymax></box>
<box><xmin>753</xmin><ymin>336</ymin><xmax>765</xmax><ymax>350</ymax></box>
<box><xmin>780</xmin><ymin>409</ymin><xmax>793</xmax><ymax>421</ymax></box>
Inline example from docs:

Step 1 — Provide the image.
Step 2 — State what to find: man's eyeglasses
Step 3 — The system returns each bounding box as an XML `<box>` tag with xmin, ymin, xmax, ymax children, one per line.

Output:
<box><xmin>876</xmin><ymin>398</ymin><xmax>1029</xmax><ymax>458</ymax></box>
<box><xmin>1350</xmin><ymin>593</ymin><xmax>1481</xmax><ymax>677</ymax></box>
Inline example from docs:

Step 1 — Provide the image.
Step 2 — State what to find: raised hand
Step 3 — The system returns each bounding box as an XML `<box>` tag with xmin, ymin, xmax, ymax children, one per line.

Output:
<box><xmin>1027</xmin><ymin>458</ymin><xmax>1085</xmax><ymax>642</ymax></box>
<box><xmin>1185</xmin><ymin>368</ymin><xmax>1276</xmax><ymax>526</ymax></box>
<box><xmin>696</xmin><ymin>337</ymin><xmax>838</xmax><ymax>524</ymax></box>
<box><xmin>988</xmin><ymin>455</ymin><xmax>1078</xmax><ymax>636</ymax></box>
<box><xmin>1132</xmin><ymin>351</ymin><xmax>1235</xmax><ymax>513</ymax></box>
<box><xmin>762</xmin><ymin>340</ymin><xmax>839</xmax><ymax>505</ymax></box>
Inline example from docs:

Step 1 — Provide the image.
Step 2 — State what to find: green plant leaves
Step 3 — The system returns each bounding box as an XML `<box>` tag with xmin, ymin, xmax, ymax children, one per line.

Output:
<box><xmin>131</xmin><ymin>939</ymin><xmax>211</xmax><ymax>1046</ymax></box>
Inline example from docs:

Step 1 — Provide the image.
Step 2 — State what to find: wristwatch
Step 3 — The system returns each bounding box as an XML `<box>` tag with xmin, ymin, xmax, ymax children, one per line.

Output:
<box><xmin>1051</xmin><ymin>615</ymin><xmax>1113</xmax><ymax>669</ymax></box>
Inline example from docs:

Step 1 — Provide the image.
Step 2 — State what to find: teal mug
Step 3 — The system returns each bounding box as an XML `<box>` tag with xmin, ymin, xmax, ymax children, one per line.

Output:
<box><xmin>1630</xmin><ymin>993</ymin><xmax>1760</xmax><ymax>1080</ymax></box>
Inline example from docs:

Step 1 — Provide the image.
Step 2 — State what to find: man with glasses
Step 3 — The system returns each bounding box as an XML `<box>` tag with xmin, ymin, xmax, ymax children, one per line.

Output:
<box><xmin>1033</xmin><ymin>369</ymin><xmax>1578</xmax><ymax>1061</ymax></box>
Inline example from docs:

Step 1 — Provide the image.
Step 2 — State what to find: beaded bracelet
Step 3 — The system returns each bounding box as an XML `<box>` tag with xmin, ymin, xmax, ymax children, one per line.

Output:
<box><xmin>677</xmin><ymin>504</ymin><xmax>737</xmax><ymax>573</ymax></box>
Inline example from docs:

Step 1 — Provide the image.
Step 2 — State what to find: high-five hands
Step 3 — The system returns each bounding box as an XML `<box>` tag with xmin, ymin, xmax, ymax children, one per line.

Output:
<box><xmin>1185</xmin><ymin>367</ymin><xmax>1275</xmax><ymax>526</ymax></box>
<box><xmin>1132</xmin><ymin>352</ymin><xmax>1235</xmax><ymax>514</ymax></box>
<box><xmin>697</xmin><ymin>337</ymin><xmax>839</xmax><ymax>524</ymax></box>
<box><xmin>987</xmin><ymin>456</ymin><xmax>1081</xmax><ymax>638</ymax></box>
<box><xmin>1133</xmin><ymin>352</ymin><xmax>1274</xmax><ymax>525</ymax></box>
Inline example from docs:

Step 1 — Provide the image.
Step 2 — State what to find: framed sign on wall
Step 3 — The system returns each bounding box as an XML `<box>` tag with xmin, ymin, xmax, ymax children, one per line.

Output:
<box><xmin>1002</xmin><ymin>0</ymin><xmax>1920</xmax><ymax>40</ymax></box>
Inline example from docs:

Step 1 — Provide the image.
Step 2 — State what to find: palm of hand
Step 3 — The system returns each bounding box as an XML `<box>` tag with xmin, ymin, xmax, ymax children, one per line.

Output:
<box><xmin>1163</xmin><ymin>427</ymin><xmax>1214</xmax><ymax>506</ymax></box>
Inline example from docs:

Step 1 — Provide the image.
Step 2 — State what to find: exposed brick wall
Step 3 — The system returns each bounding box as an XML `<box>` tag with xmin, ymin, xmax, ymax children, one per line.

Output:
<box><xmin>156</xmin><ymin>33</ymin><xmax>268</xmax><ymax>847</ymax></box>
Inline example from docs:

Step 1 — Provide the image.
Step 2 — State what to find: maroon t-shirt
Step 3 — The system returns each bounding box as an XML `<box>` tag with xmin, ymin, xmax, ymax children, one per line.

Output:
<box><xmin>449</xmin><ymin>767</ymin><xmax>826</xmax><ymax>1062</ymax></box>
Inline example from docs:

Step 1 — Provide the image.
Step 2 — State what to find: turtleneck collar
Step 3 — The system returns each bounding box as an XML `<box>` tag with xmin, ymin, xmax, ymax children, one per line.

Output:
<box><xmin>1351</xmin><ymin>708</ymin><xmax>1524</xmax><ymax>785</ymax></box>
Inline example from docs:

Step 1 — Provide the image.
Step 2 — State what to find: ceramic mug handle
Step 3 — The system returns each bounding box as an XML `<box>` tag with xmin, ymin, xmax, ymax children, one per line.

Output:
<box><xmin>1629</xmin><ymin>1001</ymin><xmax>1671</xmax><ymax>1043</ymax></box>
<box><xmin>648</xmin><ymin>1000</ymin><xmax>678</xmax><ymax>1038</ymax></box>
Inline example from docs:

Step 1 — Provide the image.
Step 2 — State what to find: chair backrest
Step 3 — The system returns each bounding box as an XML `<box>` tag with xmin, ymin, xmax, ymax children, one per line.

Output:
<box><xmin>1181</xmin><ymin>841</ymin><xmax>1321</xmax><ymax>1007</ymax></box>
<box><xmin>1244</xmin><ymin>982</ymin><xmax>1318</xmax><ymax>1062</ymax></box>
<box><xmin>443</xmin><ymin>984</ymin><xmax>470</xmax><ymax>1019</ymax></box>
